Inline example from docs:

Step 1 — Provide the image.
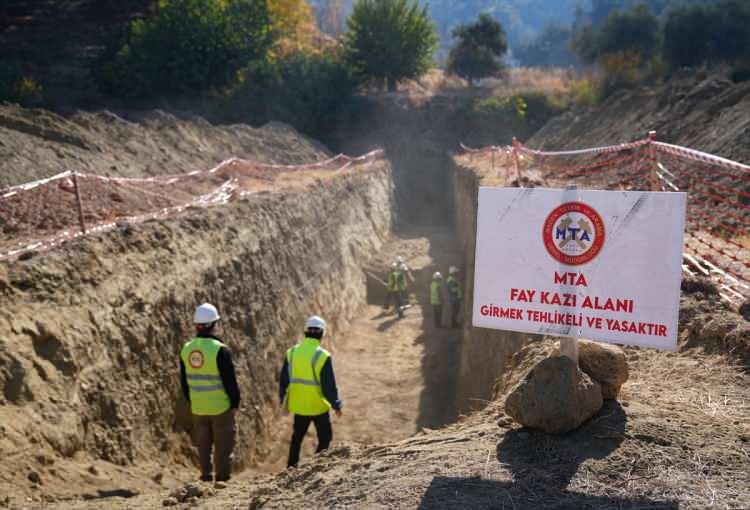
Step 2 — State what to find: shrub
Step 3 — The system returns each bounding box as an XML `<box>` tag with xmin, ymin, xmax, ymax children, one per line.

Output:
<box><xmin>93</xmin><ymin>0</ymin><xmax>272</xmax><ymax>98</ymax></box>
<box><xmin>0</xmin><ymin>64</ymin><xmax>44</xmax><ymax>106</ymax></box>
<box><xmin>224</xmin><ymin>52</ymin><xmax>357</xmax><ymax>137</ymax></box>
<box><xmin>569</xmin><ymin>77</ymin><xmax>602</xmax><ymax>107</ymax></box>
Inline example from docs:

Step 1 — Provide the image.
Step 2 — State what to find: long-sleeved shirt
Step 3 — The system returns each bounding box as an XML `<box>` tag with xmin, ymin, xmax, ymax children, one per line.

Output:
<box><xmin>180</xmin><ymin>335</ymin><xmax>241</xmax><ymax>410</ymax></box>
<box><xmin>279</xmin><ymin>356</ymin><xmax>342</xmax><ymax>412</ymax></box>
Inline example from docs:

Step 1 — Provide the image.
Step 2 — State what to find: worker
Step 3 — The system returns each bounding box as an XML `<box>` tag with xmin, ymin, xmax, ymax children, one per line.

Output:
<box><xmin>430</xmin><ymin>272</ymin><xmax>444</xmax><ymax>328</ymax></box>
<box><xmin>180</xmin><ymin>303</ymin><xmax>240</xmax><ymax>483</ymax></box>
<box><xmin>446</xmin><ymin>266</ymin><xmax>463</xmax><ymax>328</ymax></box>
<box><xmin>279</xmin><ymin>316</ymin><xmax>343</xmax><ymax>468</ymax></box>
<box><xmin>385</xmin><ymin>262</ymin><xmax>407</xmax><ymax>317</ymax></box>
<box><xmin>396</xmin><ymin>256</ymin><xmax>416</xmax><ymax>283</ymax></box>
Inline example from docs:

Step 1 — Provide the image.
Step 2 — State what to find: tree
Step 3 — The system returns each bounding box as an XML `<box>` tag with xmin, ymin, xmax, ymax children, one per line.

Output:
<box><xmin>596</xmin><ymin>5</ymin><xmax>659</xmax><ymax>61</ymax></box>
<box><xmin>344</xmin><ymin>0</ymin><xmax>437</xmax><ymax>92</ymax></box>
<box><xmin>268</xmin><ymin>0</ymin><xmax>320</xmax><ymax>54</ymax></box>
<box><xmin>94</xmin><ymin>0</ymin><xmax>272</xmax><ymax>98</ymax></box>
<box><xmin>515</xmin><ymin>24</ymin><xmax>577</xmax><ymax>68</ymax></box>
<box><xmin>663</xmin><ymin>4</ymin><xmax>714</xmax><ymax>68</ymax></box>
<box><xmin>446</xmin><ymin>13</ymin><xmax>508</xmax><ymax>85</ymax></box>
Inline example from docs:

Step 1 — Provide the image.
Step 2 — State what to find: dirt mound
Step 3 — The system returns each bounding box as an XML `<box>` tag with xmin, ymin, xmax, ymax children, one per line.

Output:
<box><xmin>0</xmin><ymin>103</ymin><xmax>329</xmax><ymax>188</ymax></box>
<box><xmin>529</xmin><ymin>74</ymin><xmax>750</xmax><ymax>164</ymax></box>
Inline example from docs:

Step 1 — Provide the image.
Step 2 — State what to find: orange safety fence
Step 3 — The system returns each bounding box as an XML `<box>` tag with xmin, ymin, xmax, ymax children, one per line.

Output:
<box><xmin>0</xmin><ymin>150</ymin><xmax>385</xmax><ymax>261</ymax></box>
<box><xmin>460</xmin><ymin>135</ymin><xmax>750</xmax><ymax>307</ymax></box>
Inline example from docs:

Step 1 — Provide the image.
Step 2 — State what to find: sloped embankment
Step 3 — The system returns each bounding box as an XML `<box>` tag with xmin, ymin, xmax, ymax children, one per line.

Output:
<box><xmin>0</xmin><ymin>103</ymin><xmax>329</xmax><ymax>188</ymax></box>
<box><xmin>0</xmin><ymin>159</ymin><xmax>393</xmax><ymax>502</ymax></box>
<box><xmin>528</xmin><ymin>74</ymin><xmax>750</xmax><ymax>161</ymax></box>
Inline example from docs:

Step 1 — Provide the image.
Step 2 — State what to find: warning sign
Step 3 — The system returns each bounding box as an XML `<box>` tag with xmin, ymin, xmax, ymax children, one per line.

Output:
<box><xmin>472</xmin><ymin>188</ymin><xmax>686</xmax><ymax>350</ymax></box>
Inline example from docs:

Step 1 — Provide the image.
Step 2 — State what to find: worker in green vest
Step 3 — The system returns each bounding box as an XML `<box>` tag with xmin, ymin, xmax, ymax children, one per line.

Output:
<box><xmin>180</xmin><ymin>303</ymin><xmax>240</xmax><ymax>483</ymax></box>
<box><xmin>446</xmin><ymin>266</ymin><xmax>463</xmax><ymax>328</ymax></box>
<box><xmin>430</xmin><ymin>272</ymin><xmax>444</xmax><ymax>328</ymax></box>
<box><xmin>385</xmin><ymin>262</ymin><xmax>407</xmax><ymax>317</ymax></box>
<box><xmin>279</xmin><ymin>315</ymin><xmax>343</xmax><ymax>468</ymax></box>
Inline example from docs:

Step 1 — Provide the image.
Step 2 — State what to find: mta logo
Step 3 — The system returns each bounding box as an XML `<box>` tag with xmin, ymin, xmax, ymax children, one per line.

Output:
<box><xmin>555</xmin><ymin>216</ymin><xmax>593</xmax><ymax>250</ymax></box>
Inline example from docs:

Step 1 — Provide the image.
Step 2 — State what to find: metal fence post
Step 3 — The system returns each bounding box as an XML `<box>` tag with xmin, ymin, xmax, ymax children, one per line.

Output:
<box><xmin>512</xmin><ymin>137</ymin><xmax>523</xmax><ymax>186</ymax></box>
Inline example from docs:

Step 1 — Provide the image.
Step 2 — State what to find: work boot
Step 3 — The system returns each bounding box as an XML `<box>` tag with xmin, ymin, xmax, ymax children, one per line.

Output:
<box><xmin>200</xmin><ymin>474</ymin><xmax>212</xmax><ymax>482</ymax></box>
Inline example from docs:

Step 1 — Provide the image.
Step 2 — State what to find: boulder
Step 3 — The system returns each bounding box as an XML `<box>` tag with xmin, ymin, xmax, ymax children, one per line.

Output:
<box><xmin>577</xmin><ymin>340</ymin><xmax>629</xmax><ymax>400</ymax></box>
<box><xmin>505</xmin><ymin>356</ymin><xmax>603</xmax><ymax>434</ymax></box>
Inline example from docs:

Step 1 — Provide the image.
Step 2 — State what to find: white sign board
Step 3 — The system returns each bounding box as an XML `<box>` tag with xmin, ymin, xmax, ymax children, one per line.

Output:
<box><xmin>473</xmin><ymin>187</ymin><xmax>686</xmax><ymax>350</ymax></box>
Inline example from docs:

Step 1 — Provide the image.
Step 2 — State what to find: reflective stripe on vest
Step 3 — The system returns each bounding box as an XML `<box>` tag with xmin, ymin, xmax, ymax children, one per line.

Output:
<box><xmin>430</xmin><ymin>280</ymin><xmax>442</xmax><ymax>305</ymax></box>
<box><xmin>286</xmin><ymin>338</ymin><xmax>331</xmax><ymax>416</ymax></box>
<box><xmin>180</xmin><ymin>337</ymin><xmax>231</xmax><ymax>416</ymax></box>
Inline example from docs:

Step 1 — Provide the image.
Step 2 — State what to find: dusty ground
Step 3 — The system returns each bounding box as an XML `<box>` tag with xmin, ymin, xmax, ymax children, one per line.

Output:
<box><xmin>50</xmin><ymin>321</ymin><xmax>750</xmax><ymax>509</ymax></box>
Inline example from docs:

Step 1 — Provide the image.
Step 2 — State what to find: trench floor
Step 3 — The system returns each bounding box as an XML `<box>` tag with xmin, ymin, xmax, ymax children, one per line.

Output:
<box><xmin>43</xmin><ymin>225</ymin><xmax>464</xmax><ymax>509</ymax></box>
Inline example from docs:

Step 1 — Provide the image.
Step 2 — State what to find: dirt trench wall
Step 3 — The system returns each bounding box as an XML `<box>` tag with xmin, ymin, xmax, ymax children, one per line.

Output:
<box><xmin>0</xmin><ymin>163</ymin><xmax>393</xmax><ymax>496</ymax></box>
<box><xmin>450</xmin><ymin>161</ymin><xmax>537</xmax><ymax>412</ymax></box>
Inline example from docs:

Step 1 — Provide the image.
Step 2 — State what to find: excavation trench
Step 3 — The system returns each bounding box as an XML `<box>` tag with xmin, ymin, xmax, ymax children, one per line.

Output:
<box><xmin>0</xmin><ymin>147</ymin><xmax>468</xmax><ymax>502</ymax></box>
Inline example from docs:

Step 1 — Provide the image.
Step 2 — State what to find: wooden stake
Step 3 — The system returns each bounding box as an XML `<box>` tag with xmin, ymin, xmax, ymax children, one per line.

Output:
<box><xmin>72</xmin><ymin>172</ymin><xmax>87</xmax><ymax>234</ymax></box>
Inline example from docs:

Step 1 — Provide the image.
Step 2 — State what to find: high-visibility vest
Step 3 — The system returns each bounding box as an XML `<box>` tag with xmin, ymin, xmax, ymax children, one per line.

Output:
<box><xmin>430</xmin><ymin>280</ymin><xmax>442</xmax><ymax>305</ymax></box>
<box><xmin>285</xmin><ymin>337</ymin><xmax>331</xmax><ymax>416</ymax></box>
<box><xmin>447</xmin><ymin>275</ymin><xmax>463</xmax><ymax>300</ymax></box>
<box><xmin>388</xmin><ymin>270</ymin><xmax>406</xmax><ymax>291</ymax></box>
<box><xmin>181</xmin><ymin>337</ymin><xmax>231</xmax><ymax>416</ymax></box>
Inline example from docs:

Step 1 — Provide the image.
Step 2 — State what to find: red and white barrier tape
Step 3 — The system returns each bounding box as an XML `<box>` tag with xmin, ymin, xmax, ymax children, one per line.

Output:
<box><xmin>518</xmin><ymin>138</ymin><xmax>650</xmax><ymax>157</ymax></box>
<box><xmin>653</xmin><ymin>142</ymin><xmax>750</xmax><ymax>174</ymax></box>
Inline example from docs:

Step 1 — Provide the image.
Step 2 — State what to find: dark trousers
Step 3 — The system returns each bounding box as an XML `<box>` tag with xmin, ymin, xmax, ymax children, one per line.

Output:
<box><xmin>450</xmin><ymin>299</ymin><xmax>462</xmax><ymax>328</ymax></box>
<box><xmin>193</xmin><ymin>409</ymin><xmax>235</xmax><ymax>482</ymax></box>
<box><xmin>432</xmin><ymin>304</ymin><xmax>442</xmax><ymax>328</ymax></box>
<box><xmin>385</xmin><ymin>291</ymin><xmax>403</xmax><ymax>315</ymax></box>
<box><xmin>287</xmin><ymin>412</ymin><xmax>332</xmax><ymax>468</ymax></box>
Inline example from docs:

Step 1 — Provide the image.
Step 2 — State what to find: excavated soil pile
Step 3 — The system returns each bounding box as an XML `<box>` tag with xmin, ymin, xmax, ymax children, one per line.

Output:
<box><xmin>0</xmin><ymin>104</ymin><xmax>329</xmax><ymax>187</ymax></box>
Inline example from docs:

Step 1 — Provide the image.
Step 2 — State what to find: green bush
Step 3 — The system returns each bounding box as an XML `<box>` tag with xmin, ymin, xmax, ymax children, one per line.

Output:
<box><xmin>93</xmin><ymin>0</ymin><xmax>272</xmax><ymax>98</ymax></box>
<box><xmin>446</xmin><ymin>13</ymin><xmax>508</xmax><ymax>85</ymax></box>
<box><xmin>344</xmin><ymin>0</ymin><xmax>438</xmax><ymax>92</ymax></box>
<box><xmin>224</xmin><ymin>52</ymin><xmax>357</xmax><ymax>138</ymax></box>
<box><xmin>0</xmin><ymin>64</ymin><xmax>44</xmax><ymax>106</ymax></box>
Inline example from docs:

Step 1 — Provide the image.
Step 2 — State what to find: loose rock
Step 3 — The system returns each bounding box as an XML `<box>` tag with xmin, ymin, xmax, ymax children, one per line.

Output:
<box><xmin>576</xmin><ymin>340</ymin><xmax>629</xmax><ymax>400</ymax></box>
<box><xmin>505</xmin><ymin>356</ymin><xmax>603</xmax><ymax>434</ymax></box>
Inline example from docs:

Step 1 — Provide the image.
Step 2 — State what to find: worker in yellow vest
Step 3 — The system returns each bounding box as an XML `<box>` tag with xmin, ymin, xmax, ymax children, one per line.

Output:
<box><xmin>446</xmin><ymin>266</ymin><xmax>463</xmax><ymax>328</ymax></box>
<box><xmin>385</xmin><ymin>262</ymin><xmax>407</xmax><ymax>317</ymax></box>
<box><xmin>430</xmin><ymin>272</ymin><xmax>444</xmax><ymax>328</ymax></box>
<box><xmin>279</xmin><ymin>316</ymin><xmax>342</xmax><ymax>468</ymax></box>
<box><xmin>180</xmin><ymin>303</ymin><xmax>240</xmax><ymax>483</ymax></box>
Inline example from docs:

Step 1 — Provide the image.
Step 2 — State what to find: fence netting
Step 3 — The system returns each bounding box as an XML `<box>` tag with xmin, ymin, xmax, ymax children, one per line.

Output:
<box><xmin>461</xmin><ymin>136</ymin><xmax>750</xmax><ymax>308</ymax></box>
<box><xmin>0</xmin><ymin>150</ymin><xmax>384</xmax><ymax>261</ymax></box>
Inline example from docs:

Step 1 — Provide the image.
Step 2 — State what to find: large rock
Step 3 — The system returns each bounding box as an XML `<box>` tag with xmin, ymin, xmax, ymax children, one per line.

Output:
<box><xmin>577</xmin><ymin>340</ymin><xmax>629</xmax><ymax>400</ymax></box>
<box><xmin>505</xmin><ymin>356</ymin><xmax>603</xmax><ymax>434</ymax></box>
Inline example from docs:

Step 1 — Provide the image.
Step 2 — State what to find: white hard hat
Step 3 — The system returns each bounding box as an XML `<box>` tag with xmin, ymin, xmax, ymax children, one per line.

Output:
<box><xmin>433</xmin><ymin>272</ymin><xmax>442</xmax><ymax>279</ymax></box>
<box><xmin>194</xmin><ymin>303</ymin><xmax>220</xmax><ymax>324</ymax></box>
<box><xmin>305</xmin><ymin>315</ymin><xmax>327</xmax><ymax>331</ymax></box>
<box><xmin>396</xmin><ymin>256</ymin><xmax>404</xmax><ymax>263</ymax></box>
<box><xmin>449</xmin><ymin>266</ymin><xmax>458</xmax><ymax>274</ymax></box>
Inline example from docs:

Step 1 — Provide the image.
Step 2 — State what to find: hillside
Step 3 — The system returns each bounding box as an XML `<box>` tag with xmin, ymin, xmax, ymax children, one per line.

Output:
<box><xmin>528</xmin><ymin>74</ymin><xmax>750</xmax><ymax>163</ymax></box>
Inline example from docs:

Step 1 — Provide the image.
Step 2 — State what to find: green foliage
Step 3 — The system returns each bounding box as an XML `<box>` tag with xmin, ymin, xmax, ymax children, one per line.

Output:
<box><xmin>94</xmin><ymin>0</ymin><xmax>273</xmax><ymax>98</ymax></box>
<box><xmin>663</xmin><ymin>0</ymin><xmax>750</xmax><ymax>68</ymax></box>
<box><xmin>344</xmin><ymin>0</ymin><xmax>438</xmax><ymax>91</ymax></box>
<box><xmin>569</xmin><ymin>77</ymin><xmax>602</xmax><ymax>107</ymax></box>
<box><xmin>0</xmin><ymin>64</ymin><xmax>44</xmax><ymax>106</ymax></box>
<box><xmin>515</xmin><ymin>25</ymin><xmax>578</xmax><ymax>68</ymax></box>
<box><xmin>224</xmin><ymin>52</ymin><xmax>357</xmax><ymax>137</ymax></box>
<box><xmin>446</xmin><ymin>13</ymin><xmax>508</xmax><ymax>84</ymax></box>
